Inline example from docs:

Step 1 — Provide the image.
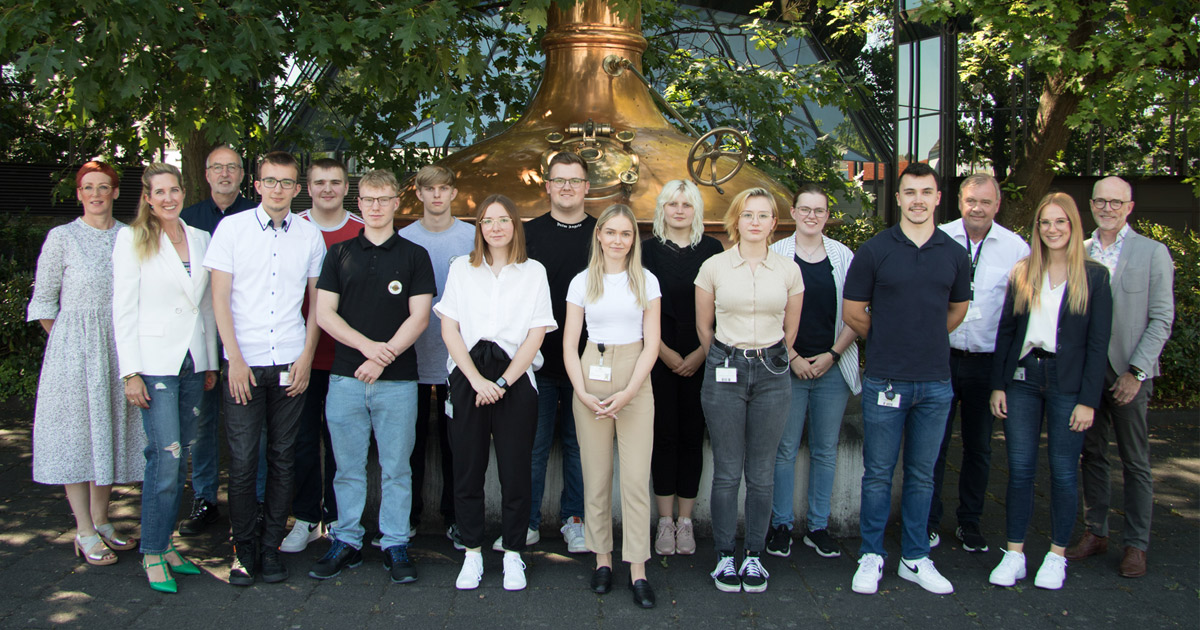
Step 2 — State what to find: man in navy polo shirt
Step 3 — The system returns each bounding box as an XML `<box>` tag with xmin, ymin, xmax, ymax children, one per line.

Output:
<box><xmin>843</xmin><ymin>163</ymin><xmax>971</xmax><ymax>596</ymax></box>
<box><xmin>307</xmin><ymin>169</ymin><xmax>435</xmax><ymax>584</ymax></box>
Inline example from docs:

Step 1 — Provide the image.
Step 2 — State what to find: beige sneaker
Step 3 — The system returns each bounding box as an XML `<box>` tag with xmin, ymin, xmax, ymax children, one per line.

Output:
<box><xmin>675</xmin><ymin>517</ymin><xmax>696</xmax><ymax>555</ymax></box>
<box><xmin>654</xmin><ymin>517</ymin><xmax>675</xmax><ymax>556</ymax></box>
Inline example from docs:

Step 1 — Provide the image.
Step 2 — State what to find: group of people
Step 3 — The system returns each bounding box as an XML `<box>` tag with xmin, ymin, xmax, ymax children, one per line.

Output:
<box><xmin>26</xmin><ymin>147</ymin><xmax>1173</xmax><ymax>604</ymax></box>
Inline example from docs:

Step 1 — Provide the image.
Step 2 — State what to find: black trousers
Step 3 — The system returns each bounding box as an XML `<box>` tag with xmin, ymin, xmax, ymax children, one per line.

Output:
<box><xmin>649</xmin><ymin>361</ymin><xmax>707</xmax><ymax>499</ymax></box>
<box><xmin>447</xmin><ymin>341</ymin><xmax>537</xmax><ymax>551</ymax></box>
<box><xmin>291</xmin><ymin>369</ymin><xmax>337</xmax><ymax>524</ymax></box>
<box><xmin>930</xmin><ymin>353</ymin><xmax>994</xmax><ymax>529</ymax></box>
<box><xmin>224</xmin><ymin>364</ymin><xmax>305</xmax><ymax>548</ymax></box>
<box><xmin>410</xmin><ymin>383</ymin><xmax>455</xmax><ymax>527</ymax></box>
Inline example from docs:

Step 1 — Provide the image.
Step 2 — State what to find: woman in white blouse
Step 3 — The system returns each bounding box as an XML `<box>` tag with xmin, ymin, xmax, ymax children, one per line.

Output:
<box><xmin>436</xmin><ymin>194</ymin><xmax>556</xmax><ymax>593</ymax></box>
<box><xmin>564</xmin><ymin>204</ymin><xmax>661</xmax><ymax>609</ymax></box>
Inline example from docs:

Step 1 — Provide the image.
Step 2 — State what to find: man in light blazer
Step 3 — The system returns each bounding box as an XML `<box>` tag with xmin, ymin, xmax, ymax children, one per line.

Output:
<box><xmin>1066</xmin><ymin>176</ymin><xmax>1174</xmax><ymax>578</ymax></box>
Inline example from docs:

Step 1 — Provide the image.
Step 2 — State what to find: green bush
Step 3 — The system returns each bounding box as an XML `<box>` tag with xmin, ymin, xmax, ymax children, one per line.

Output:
<box><xmin>0</xmin><ymin>213</ymin><xmax>60</xmax><ymax>403</ymax></box>
<box><xmin>825</xmin><ymin>212</ymin><xmax>887</xmax><ymax>253</ymax></box>
<box><xmin>1135</xmin><ymin>220</ymin><xmax>1199</xmax><ymax>409</ymax></box>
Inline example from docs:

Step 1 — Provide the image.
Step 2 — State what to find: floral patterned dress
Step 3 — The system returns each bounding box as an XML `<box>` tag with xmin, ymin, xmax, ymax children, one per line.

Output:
<box><xmin>26</xmin><ymin>218</ymin><xmax>144</xmax><ymax>485</ymax></box>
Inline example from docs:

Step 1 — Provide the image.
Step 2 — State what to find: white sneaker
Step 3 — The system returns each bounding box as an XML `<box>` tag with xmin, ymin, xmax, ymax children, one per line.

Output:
<box><xmin>988</xmin><ymin>549</ymin><xmax>1027</xmax><ymax>587</ymax></box>
<box><xmin>898</xmin><ymin>557</ymin><xmax>954</xmax><ymax>594</ymax></box>
<box><xmin>502</xmin><ymin>551</ymin><xmax>527</xmax><ymax>591</ymax></box>
<box><xmin>492</xmin><ymin>527</ymin><xmax>540</xmax><ymax>552</ymax></box>
<box><xmin>852</xmin><ymin>553</ymin><xmax>884</xmax><ymax>594</ymax></box>
<box><xmin>561</xmin><ymin>516</ymin><xmax>587</xmax><ymax>553</ymax></box>
<box><xmin>280</xmin><ymin>519</ymin><xmax>322</xmax><ymax>553</ymax></box>
<box><xmin>456</xmin><ymin>551</ymin><xmax>484</xmax><ymax>590</ymax></box>
<box><xmin>1033</xmin><ymin>552</ymin><xmax>1067</xmax><ymax>590</ymax></box>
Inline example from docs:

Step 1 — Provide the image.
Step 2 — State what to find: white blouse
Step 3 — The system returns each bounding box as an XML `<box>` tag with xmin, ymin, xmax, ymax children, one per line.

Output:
<box><xmin>1019</xmin><ymin>275</ymin><xmax>1064</xmax><ymax>359</ymax></box>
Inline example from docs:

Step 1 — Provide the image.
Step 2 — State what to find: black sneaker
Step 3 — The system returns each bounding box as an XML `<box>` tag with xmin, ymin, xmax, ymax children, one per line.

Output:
<box><xmin>384</xmin><ymin>544</ymin><xmax>418</xmax><ymax>584</ymax></box>
<box><xmin>929</xmin><ymin>529</ymin><xmax>941</xmax><ymax>549</ymax></box>
<box><xmin>802</xmin><ymin>528</ymin><xmax>842</xmax><ymax>558</ymax></box>
<box><xmin>739</xmin><ymin>552</ymin><xmax>770</xmax><ymax>593</ymax></box>
<box><xmin>956</xmin><ymin>523</ymin><xmax>990</xmax><ymax>553</ymax></box>
<box><xmin>229</xmin><ymin>540</ymin><xmax>258</xmax><ymax>586</ymax></box>
<box><xmin>446</xmin><ymin>524</ymin><xmax>466</xmax><ymax>551</ymax></box>
<box><xmin>260</xmin><ymin>547</ymin><xmax>289</xmax><ymax>583</ymax></box>
<box><xmin>179</xmin><ymin>498</ymin><xmax>219</xmax><ymax>536</ymax></box>
<box><xmin>710</xmin><ymin>552</ymin><xmax>741</xmax><ymax>593</ymax></box>
<box><xmin>765</xmin><ymin>525</ymin><xmax>791</xmax><ymax>558</ymax></box>
<box><xmin>308</xmin><ymin>539</ymin><xmax>363</xmax><ymax>580</ymax></box>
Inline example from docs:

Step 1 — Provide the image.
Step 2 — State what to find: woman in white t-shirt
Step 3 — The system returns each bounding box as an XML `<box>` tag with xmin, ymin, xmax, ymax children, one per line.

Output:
<box><xmin>563</xmin><ymin>204</ymin><xmax>662</xmax><ymax>609</ymax></box>
<box><xmin>436</xmin><ymin>194</ymin><xmax>557</xmax><ymax>593</ymax></box>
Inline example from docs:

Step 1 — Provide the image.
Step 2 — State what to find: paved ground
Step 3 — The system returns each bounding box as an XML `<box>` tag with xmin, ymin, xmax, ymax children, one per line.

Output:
<box><xmin>0</xmin><ymin>404</ymin><xmax>1195</xmax><ymax>629</ymax></box>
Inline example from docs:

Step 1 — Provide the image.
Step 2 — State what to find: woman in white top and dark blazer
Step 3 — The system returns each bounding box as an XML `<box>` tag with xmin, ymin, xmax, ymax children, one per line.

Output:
<box><xmin>113</xmin><ymin>163</ymin><xmax>218</xmax><ymax>593</ymax></box>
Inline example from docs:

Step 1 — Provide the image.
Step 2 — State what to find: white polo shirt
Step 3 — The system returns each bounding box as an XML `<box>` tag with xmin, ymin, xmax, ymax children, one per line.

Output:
<box><xmin>204</xmin><ymin>205</ymin><xmax>326</xmax><ymax>366</ymax></box>
<box><xmin>434</xmin><ymin>256</ymin><xmax>558</xmax><ymax>386</ymax></box>
<box><xmin>940</xmin><ymin>219</ymin><xmax>1030</xmax><ymax>353</ymax></box>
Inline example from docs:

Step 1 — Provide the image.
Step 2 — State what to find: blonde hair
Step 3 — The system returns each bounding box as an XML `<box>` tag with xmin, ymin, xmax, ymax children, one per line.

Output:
<box><xmin>469</xmin><ymin>194</ymin><xmax>527</xmax><ymax>267</ymax></box>
<box><xmin>722</xmin><ymin>188</ymin><xmax>776</xmax><ymax>243</ymax></box>
<box><xmin>651</xmin><ymin>180</ymin><xmax>705</xmax><ymax>246</ymax></box>
<box><xmin>584</xmin><ymin>205</ymin><xmax>649</xmax><ymax>310</ymax></box>
<box><xmin>1010</xmin><ymin>192</ymin><xmax>1090</xmax><ymax>315</ymax></box>
<box><xmin>130</xmin><ymin>163</ymin><xmax>184</xmax><ymax>261</ymax></box>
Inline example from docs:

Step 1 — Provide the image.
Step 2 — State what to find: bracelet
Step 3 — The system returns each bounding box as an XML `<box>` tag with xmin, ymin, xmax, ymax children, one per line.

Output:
<box><xmin>828</xmin><ymin>349</ymin><xmax>841</xmax><ymax>363</ymax></box>
<box><xmin>122</xmin><ymin>373</ymin><xmax>140</xmax><ymax>383</ymax></box>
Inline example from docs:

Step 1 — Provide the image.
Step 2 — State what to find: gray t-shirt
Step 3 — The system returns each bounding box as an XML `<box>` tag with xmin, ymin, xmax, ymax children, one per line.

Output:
<box><xmin>398</xmin><ymin>218</ymin><xmax>476</xmax><ymax>384</ymax></box>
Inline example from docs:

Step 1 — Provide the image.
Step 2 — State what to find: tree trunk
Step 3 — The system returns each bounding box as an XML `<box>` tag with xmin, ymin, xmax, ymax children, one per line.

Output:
<box><xmin>1002</xmin><ymin>73</ymin><xmax>1083</xmax><ymax>227</ymax></box>
<box><xmin>182</xmin><ymin>128</ymin><xmax>212</xmax><ymax>208</ymax></box>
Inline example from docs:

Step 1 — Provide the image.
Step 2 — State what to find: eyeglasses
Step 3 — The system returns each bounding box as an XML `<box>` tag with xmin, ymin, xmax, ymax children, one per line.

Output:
<box><xmin>207</xmin><ymin>163</ymin><xmax>242</xmax><ymax>173</ymax></box>
<box><xmin>480</xmin><ymin>217</ymin><xmax>513</xmax><ymax>227</ymax></box>
<box><xmin>739</xmin><ymin>212</ymin><xmax>773</xmax><ymax>223</ymax></box>
<box><xmin>549</xmin><ymin>178</ymin><xmax>587</xmax><ymax>188</ymax></box>
<box><xmin>260</xmin><ymin>177</ymin><xmax>297</xmax><ymax>189</ymax></box>
<box><xmin>1038</xmin><ymin>218</ymin><xmax>1071</xmax><ymax>229</ymax></box>
<box><xmin>1090</xmin><ymin>198</ymin><xmax>1128</xmax><ymax>211</ymax></box>
<box><xmin>359</xmin><ymin>196</ymin><xmax>397</xmax><ymax>206</ymax></box>
<box><xmin>80</xmin><ymin>184</ymin><xmax>113</xmax><ymax>195</ymax></box>
<box><xmin>793</xmin><ymin>206</ymin><xmax>828</xmax><ymax>217</ymax></box>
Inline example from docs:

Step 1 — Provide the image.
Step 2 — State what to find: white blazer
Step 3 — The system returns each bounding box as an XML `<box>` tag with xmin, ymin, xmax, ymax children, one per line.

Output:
<box><xmin>113</xmin><ymin>220</ymin><xmax>218</xmax><ymax>378</ymax></box>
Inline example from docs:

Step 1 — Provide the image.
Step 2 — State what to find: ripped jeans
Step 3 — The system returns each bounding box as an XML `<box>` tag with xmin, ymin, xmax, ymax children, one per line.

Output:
<box><xmin>139</xmin><ymin>353</ymin><xmax>205</xmax><ymax>554</ymax></box>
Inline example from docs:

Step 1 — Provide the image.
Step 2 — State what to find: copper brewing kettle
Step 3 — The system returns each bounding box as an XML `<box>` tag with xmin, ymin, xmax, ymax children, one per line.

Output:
<box><xmin>396</xmin><ymin>0</ymin><xmax>793</xmax><ymax>225</ymax></box>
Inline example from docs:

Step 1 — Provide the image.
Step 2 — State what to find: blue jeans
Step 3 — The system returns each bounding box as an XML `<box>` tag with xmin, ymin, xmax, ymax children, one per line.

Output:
<box><xmin>771</xmin><ymin>369</ymin><xmax>851</xmax><ymax>531</ymax></box>
<box><xmin>529</xmin><ymin>373</ymin><xmax>584</xmax><ymax>528</ymax></box>
<box><xmin>326</xmin><ymin>376</ymin><xmax>418</xmax><ymax>549</ymax></box>
<box><xmin>859</xmin><ymin>377</ymin><xmax>952</xmax><ymax>560</ymax></box>
<box><xmin>1003</xmin><ymin>357</ymin><xmax>1085</xmax><ymax>548</ymax></box>
<box><xmin>701</xmin><ymin>342</ymin><xmax>792</xmax><ymax>553</ymax></box>
<box><xmin>140</xmin><ymin>354</ymin><xmax>205</xmax><ymax>553</ymax></box>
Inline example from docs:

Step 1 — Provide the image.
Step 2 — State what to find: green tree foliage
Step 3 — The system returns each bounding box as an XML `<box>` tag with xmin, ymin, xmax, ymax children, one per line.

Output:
<box><xmin>1136</xmin><ymin>220</ymin><xmax>1200</xmax><ymax>408</ymax></box>
<box><xmin>923</xmin><ymin>0</ymin><xmax>1200</xmax><ymax>225</ymax></box>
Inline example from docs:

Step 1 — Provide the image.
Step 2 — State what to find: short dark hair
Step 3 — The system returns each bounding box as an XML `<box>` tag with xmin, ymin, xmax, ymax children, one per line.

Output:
<box><xmin>258</xmin><ymin>151</ymin><xmax>299</xmax><ymax>179</ymax></box>
<box><xmin>548</xmin><ymin>151</ymin><xmax>589</xmax><ymax>176</ymax></box>
<box><xmin>899</xmin><ymin>162</ymin><xmax>940</xmax><ymax>191</ymax></box>
<box><xmin>307</xmin><ymin>157</ymin><xmax>346</xmax><ymax>179</ymax></box>
<box><xmin>792</xmin><ymin>183</ymin><xmax>827</xmax><ymax>207</ymax></box>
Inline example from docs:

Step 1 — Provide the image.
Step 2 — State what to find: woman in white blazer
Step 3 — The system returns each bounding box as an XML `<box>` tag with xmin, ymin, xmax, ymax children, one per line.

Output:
<box><xmin>113</xmin><ymin>163</ymin><xmax>218</xmax><ymax>594</ymax></box>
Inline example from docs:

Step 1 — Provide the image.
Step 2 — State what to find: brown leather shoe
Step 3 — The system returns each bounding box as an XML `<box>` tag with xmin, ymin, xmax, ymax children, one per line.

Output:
<box><xmin>1119</xmin><ymin>547</ymin><xmax>1147</xmax><ymax>578</ymax></box>
<box><xmin>1064</xmin><ymin>531</ymin><xmax>1108</xmax><ymax>559</ymax></box>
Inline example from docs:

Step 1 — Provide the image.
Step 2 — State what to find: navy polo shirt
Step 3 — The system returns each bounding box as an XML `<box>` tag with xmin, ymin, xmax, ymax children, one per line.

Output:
<box><xmin>181</xmin><ymin>193</ymin><xmax>258</xmax><ymax>235</ymax></box>
<box><xmin>843</xmin><ymin>223</ymin><xmax>971</xmax><ymax>381</ymax></box>
<box><xmin>316</xmin><ymin>232</ymin><xmax>436</xmax><ymax>381</ymax></box>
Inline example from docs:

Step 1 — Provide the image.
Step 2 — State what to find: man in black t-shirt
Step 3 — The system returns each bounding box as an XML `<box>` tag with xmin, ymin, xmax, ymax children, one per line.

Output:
<box><xmin>518</xmin><ymin>151</ymin><xmax>595</xmax><ymax>553</ymax></box>
<box><xmin>307</xmin><ymin>169</ymin><xmax>436</xmax><ymax>585</ymax></box>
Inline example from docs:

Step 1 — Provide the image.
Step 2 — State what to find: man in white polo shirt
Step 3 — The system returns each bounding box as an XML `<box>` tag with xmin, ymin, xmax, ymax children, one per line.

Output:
<box><xmin>204</xmin><ymin>151</ymin><xmax>327</xmax><ymax>586</ymax></box>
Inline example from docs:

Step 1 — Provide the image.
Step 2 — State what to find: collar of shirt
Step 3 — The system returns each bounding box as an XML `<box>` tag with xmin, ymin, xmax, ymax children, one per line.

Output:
<box><xmin>1090</xmin><ymin>223</ymin><xmax>1130</xmax><ymax>252</ymax></box>
<box><xmin>729</xmin><ymin>244</ymin><xmax>778</xmax><ymax>269</ymax></box>
<box><xmin>354</xmin><ymin>231</ymin><xmax>399</xmax><ymax>251</ymax></box>
<box><xmin>254</xmin><ymin>206</ymin><xmax>293</xmax><ymax>231</ymax></box>
<box><xmin>888</xmin><ymin>222</ymin><xmax>948</xmax><ymax>249</ymax></box>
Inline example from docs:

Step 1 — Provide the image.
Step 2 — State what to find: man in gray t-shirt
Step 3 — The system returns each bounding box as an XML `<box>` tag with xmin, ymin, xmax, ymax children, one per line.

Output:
<box><xmin>398</xmin><ymin>165</ymin><xmax>474</xmax><ymax>545</ymax></box>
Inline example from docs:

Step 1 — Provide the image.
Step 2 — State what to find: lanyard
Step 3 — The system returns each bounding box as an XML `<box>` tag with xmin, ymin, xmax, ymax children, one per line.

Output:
<box><xmin>967</xmin><ymin>228</ymin><xmax>989</xmax><ymax>296</ymax></box>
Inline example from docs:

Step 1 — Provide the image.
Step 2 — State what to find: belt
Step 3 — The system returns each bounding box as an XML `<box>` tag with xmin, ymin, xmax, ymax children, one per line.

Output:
<box><xmin>950</xmin><ymin>348</ymin><xmax>993</xmax><ymax>358</ymax></box>
<box><xmin>711</xmin><ymin>338</ymin><xmax>785</xmax><ymax>359</ymax></box>
<box><xmin>1030</xmin><ymin>347</ymin><xmax>1057</xmax><ymax>359</ymax></box>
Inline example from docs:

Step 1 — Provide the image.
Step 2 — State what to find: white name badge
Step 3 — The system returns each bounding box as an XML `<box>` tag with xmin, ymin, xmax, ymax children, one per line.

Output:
<box><xmin>589</xmin><ymin>365</ymin><xmax>612</xmax><ymax>382</ymax></box>
<box><xmin>963</xmin><ymin>303</ymin><xmax>984</xmax><ymax>323</ymax></box>
<box><xmin>279</xmin><ymin>371</ymin><xmax>292</xmax><ymax>387</ymax></box>
<box><xmin>1013</xmin><ymin>367</ymin><xmax>1026</xmax><ymax>381</ymax></box>
<box><xmin>715</xmin><ymin>367</ymin><xmax>738</xmax><ymax>383</ymax></box>
<box><xmin>877</xmin><ymin>391</ymin><xmax>901</xmax><ymax>408</ymax></box>
<box><xmin>444</xmin><ymin>398</ymin><xmax>453</xmax><ymax>417</ymax></box>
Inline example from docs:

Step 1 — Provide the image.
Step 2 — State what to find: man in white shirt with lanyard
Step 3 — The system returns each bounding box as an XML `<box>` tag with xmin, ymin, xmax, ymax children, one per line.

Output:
<box><xmin>928</xmin><ymin>174</ymin><xmax>1029</xmax><ymax>554</ymax></box>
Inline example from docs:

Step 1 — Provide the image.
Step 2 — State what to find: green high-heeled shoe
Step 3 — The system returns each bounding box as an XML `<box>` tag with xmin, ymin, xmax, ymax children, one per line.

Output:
<box><xmin>143</xmin><ymin>555</ymin><xmax>178</xmax><ymax>594</ymax></box>
<box><xmin>165</xmin><ymin>544</ymin><xmax>201</xmax><ymax>575</ymax></box>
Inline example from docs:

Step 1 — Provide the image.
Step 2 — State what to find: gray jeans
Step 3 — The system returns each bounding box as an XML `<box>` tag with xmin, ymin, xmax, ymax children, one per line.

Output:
<box><xmin>701</xmin><ymin>341</ymin><xmax>792</xmax><ymax>554</ymax></box>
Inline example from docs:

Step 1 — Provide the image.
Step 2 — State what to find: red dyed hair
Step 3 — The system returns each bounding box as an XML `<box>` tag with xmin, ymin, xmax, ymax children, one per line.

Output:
<box><xmin>75</xmin><ymin>161</ymin><xmax>120</xmax><ymax>189</ymax></box>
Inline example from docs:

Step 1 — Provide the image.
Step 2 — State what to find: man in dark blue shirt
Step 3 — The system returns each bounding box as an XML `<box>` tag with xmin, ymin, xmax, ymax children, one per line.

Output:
<box><xmin>842</xmin><ymin>163</ymin><xmax>971</xmax><ymax>596</ymax></box>
<box><xmin>177</xmin><ymin>145</ymin><xmax>259</xmax><ymax>536</ymax></box>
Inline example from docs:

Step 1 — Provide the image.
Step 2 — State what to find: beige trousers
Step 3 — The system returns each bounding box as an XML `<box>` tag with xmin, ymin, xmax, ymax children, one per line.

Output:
<box><xmin>572</xmin><ymin>340</ymin><xmax>654</xmax><ymax>564</ymax></box>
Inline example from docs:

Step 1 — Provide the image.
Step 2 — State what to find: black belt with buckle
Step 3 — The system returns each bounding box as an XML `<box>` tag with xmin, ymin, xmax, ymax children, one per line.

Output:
<box><xmin>950</xmin><ymin>348</ymin><xmax>993</xmax><ymax>358</ymax></box>
<box><xmin>1030</xmin><ymin>347</ymin><xmax>1057</xmax><ymax>360</ymax></box>
<box><xmin>712</xmin><ymin>338</ymin><xmax>785</xmax><ymax>359</ymax></box>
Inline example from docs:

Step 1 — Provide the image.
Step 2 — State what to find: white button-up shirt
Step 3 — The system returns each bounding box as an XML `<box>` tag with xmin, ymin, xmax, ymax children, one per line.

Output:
<box><xmin>940</xmin><ymin>219</ymin><xmax>1030</xmax><ymax>353</ymax></box>
<box><xmin>434</xmin><ymin>255</ymin><xmax>558</xmax><ymax>386</ymax></box>
<box><xmin>203</xmin><ymin>206</ymin><xmax>326</xmax><ymax>366</ymax></box>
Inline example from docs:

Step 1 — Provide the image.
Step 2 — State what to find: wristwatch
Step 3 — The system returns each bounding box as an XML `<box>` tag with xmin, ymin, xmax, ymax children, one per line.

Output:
<box><xmin>828</xmin><ymin>349</ymin><xmax>842</xmax><ymax>363</ymax></box>
<box><xmin>1128</xmin><ymin>366</ymin><xmax>1147</xmax><ymax>382</ymax></box>
<box><xmin>495</xmin><ymin>376</ymin><xmax>508</xmax><ymax>389</ymax></box>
